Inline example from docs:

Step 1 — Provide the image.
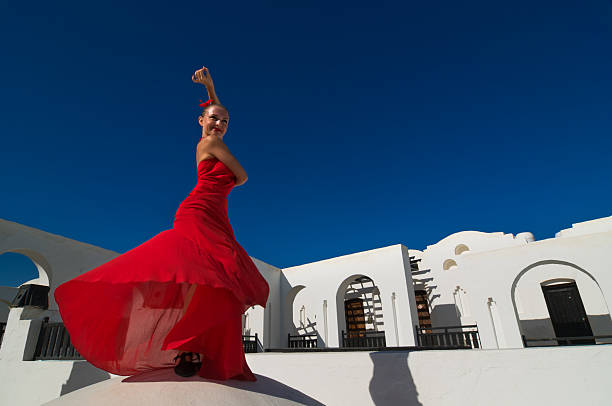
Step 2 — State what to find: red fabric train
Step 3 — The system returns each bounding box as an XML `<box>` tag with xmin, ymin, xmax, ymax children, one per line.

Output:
<box><xmin>54</xmin><ymin>157</ymin><xmax>269</xmax><ymax>380</ymax></box>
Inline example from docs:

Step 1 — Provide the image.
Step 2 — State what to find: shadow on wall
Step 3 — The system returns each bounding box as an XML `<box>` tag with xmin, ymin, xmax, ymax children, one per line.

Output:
<box><xmin>0</xmin><ymin>300</ymin><xmax>10</xmax><ymax>323</ymax></box>
<box><xmin>294</xmin><ymin>317</ymin><xmax>323</xmax><ymax>347</ymax></box>
<box><xmin>369</xmin><ymin>352</ymin><xmax>422</xmax><ymax>406</ymax></box>
<box><xmin>430</xmin><ymin>303</ymin><xmax>461</xmax><ymax>328</ymax></box>
<box><xmin>124</xmin><ymin>369</ymin><xmax>326</xmax><ymax>405</ymax></box>
<box><xmin>60</xmin><ymin>361</ymin><xmax>112</xmax><ymax>396</ymax></box>
<box><xmin>520</xmin><ymin>314</ymin><xmax>612</xmax><ymax>344</ymax></box>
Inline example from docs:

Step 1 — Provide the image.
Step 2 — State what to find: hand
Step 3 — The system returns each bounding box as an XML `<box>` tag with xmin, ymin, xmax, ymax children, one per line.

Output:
<box><xmin>192</xmin><ymin>66</ymin><xmax>215</xmax><ymax>90</ymax></box>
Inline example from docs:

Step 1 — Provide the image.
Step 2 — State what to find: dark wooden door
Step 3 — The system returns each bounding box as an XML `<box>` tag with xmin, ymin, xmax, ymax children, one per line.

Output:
<box><xmin>345</xmin><ymin>298</ymin><xmax>366</xmax><ymax>338</ymax></box>
<box><xmin>414</xmin><ymin>290</ymin><xmax>432</xmax><ymax>332</ymax></box>
<box><xmin>542</xmin><ymin>282</ymin><xmax>595</xmax><ymax>345</ymax></box>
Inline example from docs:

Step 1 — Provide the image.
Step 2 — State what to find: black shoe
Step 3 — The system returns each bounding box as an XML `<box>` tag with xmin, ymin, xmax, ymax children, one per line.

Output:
<box><xmin>192</xmin><ymin>352</ymin><xmax>202</xmax><ymax>372</ymax></box>
<box><xmin>173</xmin><ymin>352</ymin><xmax>197</xmax><ymax>377</ymax></box>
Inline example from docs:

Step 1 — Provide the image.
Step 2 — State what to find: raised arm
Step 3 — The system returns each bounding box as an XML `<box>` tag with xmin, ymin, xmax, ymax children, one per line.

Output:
<box><xmin>192</xmin><ymin>67</ymin><xmax>220</xmax><ymax>105</ymax></box>
<box><xmin>198</xmin><ymin>136</ymin><xmax>248</xmax><ymax>186</ymax></box>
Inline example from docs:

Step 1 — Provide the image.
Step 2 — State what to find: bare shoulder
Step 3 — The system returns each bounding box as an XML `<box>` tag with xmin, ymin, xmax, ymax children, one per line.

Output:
<box><xmin>198</xmin><ymin>136</ymin><xmax>224</xmax><ymax>149</ymax></box>
<box><xmin>196</xmin><ymin>137</ymin><xmax>221</xmax><ymax>162</ymax></box>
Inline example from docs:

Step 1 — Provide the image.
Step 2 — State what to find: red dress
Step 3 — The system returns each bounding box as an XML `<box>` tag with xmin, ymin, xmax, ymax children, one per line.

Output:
<box><xmin>54</xmin><ymin>157</ymin><xmax>269</xmax><ymax>380</ymax></box>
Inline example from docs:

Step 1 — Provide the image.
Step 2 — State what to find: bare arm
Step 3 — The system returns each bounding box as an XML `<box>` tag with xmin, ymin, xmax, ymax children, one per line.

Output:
<box><xmin>192</xmin><ymin>67</ymin><xmax>220</xmax><ymax>105</ymax></box>
<box><xmin>198</xmin><ymin>137</ymin><xmax>248</xmax><ymax>186</ymax></box>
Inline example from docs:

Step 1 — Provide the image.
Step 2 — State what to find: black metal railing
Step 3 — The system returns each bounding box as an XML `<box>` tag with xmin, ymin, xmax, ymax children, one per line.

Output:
<box><xmin>10</xmin><ymin>284</ymin><xmax>50</xmax><ymax>309</ymax></box>
<box><xmin>288</xmin><ymin>333</ymin><xmax>318</xmax><ymax>348</ymax></box>
<box><xmin>0</xmin><ymin>322</ymin><xmax>6</xmax><ymax>348</ymax></box>
<box><xmin>34</xmin><ymin>319</ymin><xmax>83</xmax><ymax>360</ymax></box>
<box><xmin>522</xmin><ymin>334</ymin><xmax>612</xmax><ymax>347</ymax></box>
<box><xmin>243</xmin><ymin>333</ymin><xmax>258</xmax><ymax>353</ymax></box>
<box><xmin>416</xmin><ymin>325</ymin><xmax>480</xmax><ymax>349</ymax></box>
<box><xmin>342</xmin><ymin>330</ymin><xmax>386</xmax><ymax>348</ymax></box>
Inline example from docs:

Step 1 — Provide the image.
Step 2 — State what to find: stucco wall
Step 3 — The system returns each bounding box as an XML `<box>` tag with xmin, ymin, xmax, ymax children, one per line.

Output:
<box><xmin>0</xmin><ymin>357</ymin><xmax>114</xmax><ymax>405</ymax></box>
<box><xmin>243</xmin><ymin>258</ymin><xmax>282</xmax><ymax>349</ymax></box>
<box><xmin>410</xmin><ymin>217</ymin><xmax>612</xmax><ymax>349</ymax></box>
<box><xmin>0</xmin><ymin>286</ymin><xmax>18</xmax><ymax>322</ymax></box>
<box><xmin>12</xmin><ymin>347</ymin><xmax>608</xmax><ymax>406</ymax></box>
<box><xmin>443</xmin><ymin>229</ymin><xmax>612</xmax><ymax>349</ymax></box>
<box><xmin>413</xmin><ymin>231</ymin><xmax>528</xmax><ymax>329</ymax></box>
<box><xmin>249</xmin><ymin>346</ymin><xmax>612</xmax><ymax>406</ymax></box>
<box><xmin>0</xmin><ymin>219</ymin><xmax>120</xmax><ymax>313</ymax></box>
<box><xmin>280</xmin><ymin>244</ymin><xmax>419</xmax><ymax>348</ymax></box>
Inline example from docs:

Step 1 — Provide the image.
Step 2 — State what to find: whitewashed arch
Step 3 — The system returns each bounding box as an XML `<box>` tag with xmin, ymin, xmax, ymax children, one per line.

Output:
<box><xmin>284</xmin><ymin>285</ymin><xmax>306</xmax><ymax>336</ymax></box>
<box><xmin>511</xmin><ymin>260</ymin><xmax>612</xmax><ymax>344</ymax></box>
<box><xmin>0</xmin><ymin>249</ymin><xmax>51</xmax><ymax>287</ymax></box>
<box><xmin>335</xmin><ymin>274</ymin><xmax>384</xmax><ymax>344</ymax></box>
<box><xmin>293</xmin><ymin>288</ymin><xmax>317</xmax><ymax>336</ymax></box>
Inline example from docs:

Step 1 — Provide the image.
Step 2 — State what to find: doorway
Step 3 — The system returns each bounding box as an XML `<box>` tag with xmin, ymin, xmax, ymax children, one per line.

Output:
<box><xmin>344</xmin><ymin>298</ymin><xmax>366</xmax><ymax>338</ymax></box>
<box><xmin>414</xmin><ymin>290</ymin><xmax>432</xmax><ymax>332</ymax></box>
<box><xmin>541</xmin><ymin>282</ymin><xmax>594</xmax><ymax>345</ymax></box>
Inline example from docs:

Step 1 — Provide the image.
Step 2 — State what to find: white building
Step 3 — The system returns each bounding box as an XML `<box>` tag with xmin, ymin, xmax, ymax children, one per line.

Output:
<box><xmin>242</xmin><ymin>215</ymin><xmax>612</xmax><ymax>352</ymax></box>
<box><xmin>1</xmin><ymin>215</ymin><xmax>611</xmax><ymax>405</ymax></box>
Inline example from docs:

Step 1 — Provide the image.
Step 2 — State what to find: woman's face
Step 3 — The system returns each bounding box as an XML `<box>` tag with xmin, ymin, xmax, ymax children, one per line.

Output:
<box><xmin>199</xmin><ymin>106</ymin><xmax>229</xmax><ymax>139</ymax></box>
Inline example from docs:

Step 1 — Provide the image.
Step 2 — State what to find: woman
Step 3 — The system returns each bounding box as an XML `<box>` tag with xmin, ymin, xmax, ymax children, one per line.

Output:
<box><xmin>54</xmin><ymin>67</ymin><xmax>269</xmax><ymax>381</ymax></box>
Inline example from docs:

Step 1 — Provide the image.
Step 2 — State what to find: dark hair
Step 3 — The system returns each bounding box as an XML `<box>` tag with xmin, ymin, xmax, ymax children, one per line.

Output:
<box><xmin>201</xmin><ymin>103</ymin><xmax>229</xmax><ymax>117</ymax></box>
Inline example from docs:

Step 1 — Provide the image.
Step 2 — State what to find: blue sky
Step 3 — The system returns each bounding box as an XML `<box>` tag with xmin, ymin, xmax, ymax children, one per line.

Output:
<box><xmin>1</xmin><ymin>1</ymin><xmax>611</xmax><ymax>287</ymax></box>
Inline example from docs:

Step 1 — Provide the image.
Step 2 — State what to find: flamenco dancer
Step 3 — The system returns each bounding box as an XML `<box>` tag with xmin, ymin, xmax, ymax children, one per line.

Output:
<box><xmin>54</xmin><ymin>66</ymin><xmax>269</xmax><ymax>380</ymax></box>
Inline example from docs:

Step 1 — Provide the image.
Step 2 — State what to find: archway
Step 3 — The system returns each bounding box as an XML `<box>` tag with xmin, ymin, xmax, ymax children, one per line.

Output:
<box><xmin>0</xmin><ymin>251</ymin><xmax>46</xmax><ymax>287</ymax></box>
<box><xmin>336</xmin><ymin>274</ymin><xmax>384</xmax><ymax>346</ymax></box>
<box><xmin>0</xmin><ymin>250</ymin><xmax>52</xmax><ymax>318</ymax></box>
<box><xmin>511</xmin><ymin>260</ymin><xmax>612</xmax><ymax>345</ymax></box>
<box><xmin>284</xmin><ymin>285</ymin><xmax>306</xmax><ymax>336</ymax></box>
<box><xmin>292</xmin><ymin>287</ymin><xmax>317</xmax><ymax>337</ymax></box>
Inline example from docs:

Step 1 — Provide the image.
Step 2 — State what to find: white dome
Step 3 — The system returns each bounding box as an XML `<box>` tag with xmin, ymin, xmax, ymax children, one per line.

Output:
<box><xmin>44</xmin><ymin>368</ymin><xmax>324</xmax><ymax>406</ymax></box>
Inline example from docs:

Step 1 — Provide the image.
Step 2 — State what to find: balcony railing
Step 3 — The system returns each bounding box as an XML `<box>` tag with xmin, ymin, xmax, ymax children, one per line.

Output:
<box><xmin>242</xmin><ymin>333</ymin><xmax>259</xmax><ymax>353</ymax></box>
<box><xmin>415</xmin><ymin>325</ymin><xmax>480</xmax><ymax>349</ymax></box>
<box><xmin>342</xmin><ymin>330</ymin><xmax>386</xmax><ymax>348</ymax></box>
<box><xmin>288</xmin><ymin>333</ymin><xmax>318</xmax><ymax>349</ymax></box>
<box><xmin>34</xmin><ymin>319</ymin><xmax>83</xmax><ymax>360</ymax></box>
<box><xmin>522</xmin><ymin>334</ymin><xmax>612</xmax><ymax>347</ymax></box>
<box><xmin>33</xmin><ymin>319</ymin><xmax>261</xmax><ymax>360</ymax></box>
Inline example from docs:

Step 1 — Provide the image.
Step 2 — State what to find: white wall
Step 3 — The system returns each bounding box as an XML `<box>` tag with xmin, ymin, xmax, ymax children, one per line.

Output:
<box><xmin>0</xmin><ymin>219</ymin><xmax>120</xmax><ymax>315</ymax></box>
<box><xmin>281</xmin><ymin>244</ymin><xmax>419</xmax><ymax>348</ymax></box>
<box><xmin>0</xmin><ymin>358</ymin><xmax>112</xmax><ymax>406</ymax></box>
<box><xmin>514</xmin><ymin>262</ymin><xmax>612</xmax><ymax>343</ymax></box>
<box><xmin>8</xmin><ymin>347</ymin><xmax>611</xmax><ymax>406</ymax></box>
<box><xmin>556</xmin><ymin>215</ymin><xmax>612</xmax><ymax>238</ymax></box>
<box><xmin>243</xmin><ymin>258</ymin><xmax>282</xmax><ymax>349</ymax></box>
<box><xmin>249</xmin><ymin>346</ymin><xmax>612</xmax><ymax>406</ymax></box>
<box><xmin>0</xmin><ymin>219</ymin><xmax>121</xmax><ymax>366</ymax></box>
<box><xmin>411</xmin><ymin>218</ymin><xmax>612</xmax><ymax>349</ymax></box>
<box><xmin>0</xmin><ymin>286</ymin><xmax>18</xmax><ymax>322</ymax></box>
<box><xmin>413</xmin><ymin>230</ymin><xmax>527</xmax><ymax>329</ymax></box>
<box><xmin>449</xmin><ymin>224</ymin><xmax>612</xmax><ymax>349</ymax></box>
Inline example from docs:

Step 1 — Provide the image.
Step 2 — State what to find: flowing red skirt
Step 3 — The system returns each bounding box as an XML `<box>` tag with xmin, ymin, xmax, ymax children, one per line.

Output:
<box><xmin>54</xmin><ymin>158</ymin><xmax>269</xmax><ymax>380</ymax></box>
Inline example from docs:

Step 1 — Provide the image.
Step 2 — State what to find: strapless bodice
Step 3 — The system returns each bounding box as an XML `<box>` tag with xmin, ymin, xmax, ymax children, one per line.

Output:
<box><xmin>195</xmin><ymin>158</ymin><xmax>236</xmax><ymax>194</ymax></box>
<box><xmin>173</xmin><ymin>158</ymin><xmax>236</xmax><ymax>238</ymax></box>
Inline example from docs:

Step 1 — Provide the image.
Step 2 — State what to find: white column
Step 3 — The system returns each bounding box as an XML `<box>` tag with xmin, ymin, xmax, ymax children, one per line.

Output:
<box><xmin>323</xmin><ymin>299</ymin><xmax>328</xmax><ymax>347</ymax></box>
<box><xmin>391</xmin><ymin>292</ymin><xmax>399</xmax><ymax>346</ymax></box>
